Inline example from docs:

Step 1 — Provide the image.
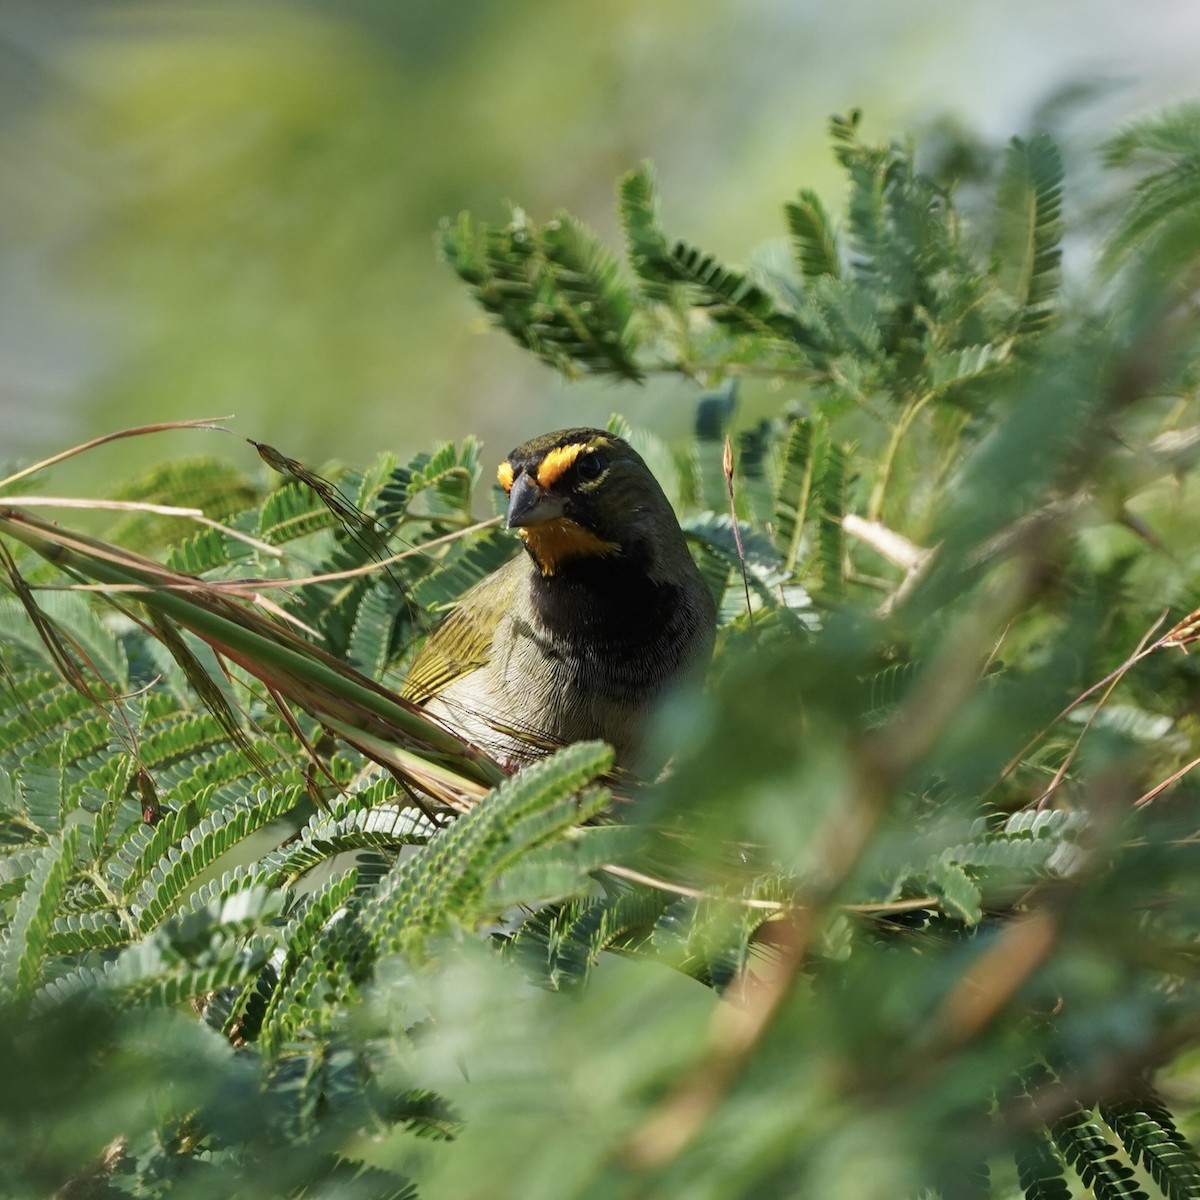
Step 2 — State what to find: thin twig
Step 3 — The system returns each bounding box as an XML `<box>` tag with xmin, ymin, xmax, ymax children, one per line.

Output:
<box><xmin>2</xmin><ymin>496</ymin><xmax>283</xmax><ymax>557</ymax></box>
<box><xmin>30</xmin><ymin>515</ymin><xmax>504</xmax><ymax>595</ymax></box>
<box><xmin>600</xmin><ymin>864</ymin><xmax>788</xmax><ymax>910</ymax></box>
<box><xmin>0</xmin><ymin>416</ymin><xmax>234</xmax><ymax>491</ymax></box>
<box><xmin>987</xmin><ymin>608</ymin><xmax>1172</xmax><ymax>799</ymax></box>
<box><xmin>842</xmin><ymin>512</ymin><xmax>935</xmax><ymax>616</ymax></box>
<box><xmin>601</xmin><ymin>862</ymin><xmax>941</xmax><ymax>918</ymax></box>
<box><xmin>842</xmin><ymin>513</ymin><xmax>929</xmax><ymax>573</ymax></box>
<box><xmin>1135</xmin><ymin>751</ymin><xmax>1200</xmax><ymax>808</ymax></box>
<box><xmin>1035</xmin><ymin>612</ymin><xmax>1171</xmax><ymax>809</ymax></box>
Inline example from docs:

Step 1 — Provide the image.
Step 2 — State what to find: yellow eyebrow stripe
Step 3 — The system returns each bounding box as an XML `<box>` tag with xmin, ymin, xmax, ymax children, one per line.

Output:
<box><xmin>536</xmin><ymin>443</ymin><xmax>585</xmax><ymax>488</ymax></box>
<box><xmin>496</xmin><ymin>461</ymin><xmax>514</xmax><ymax>492</ymax></box>
<box><xmin>536</xmin><ymin>437</ymin><xmax>607</xmax><ymax>489</ymax></box>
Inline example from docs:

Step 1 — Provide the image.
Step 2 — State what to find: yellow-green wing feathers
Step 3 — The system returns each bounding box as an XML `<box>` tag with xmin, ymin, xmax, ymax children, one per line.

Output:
<box><xmin>401</xmin><ymin>555</ymin><xmax>523</xmax><ymax>704</ymax></box>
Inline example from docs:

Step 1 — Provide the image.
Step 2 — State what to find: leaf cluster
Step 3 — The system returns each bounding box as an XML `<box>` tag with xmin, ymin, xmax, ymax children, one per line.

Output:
<box><xmin>5</xmin><ymin>109</ymin><xmax>1200</xmax><ymax>1200</ymax></box>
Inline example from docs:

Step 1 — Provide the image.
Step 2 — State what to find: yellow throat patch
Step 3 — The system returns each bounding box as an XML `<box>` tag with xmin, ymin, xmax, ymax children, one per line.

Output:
<box><xmin>519</xmin><ymin>519</ymin><xmax>619</xmax><ymax>576</ymax></box>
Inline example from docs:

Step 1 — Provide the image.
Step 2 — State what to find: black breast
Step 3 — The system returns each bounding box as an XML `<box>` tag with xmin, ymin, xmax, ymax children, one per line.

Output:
<box><xmin>527</xmin><ymin>551</ymin><xmax>701</xmax><ymax>700</ymax></box>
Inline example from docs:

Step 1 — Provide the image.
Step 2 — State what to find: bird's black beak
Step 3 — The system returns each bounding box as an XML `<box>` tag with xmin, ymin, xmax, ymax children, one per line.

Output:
<box><xmin>506</xmin><ymin>472</ymin><xmax>565</xmax><ymax>529</ymax></box>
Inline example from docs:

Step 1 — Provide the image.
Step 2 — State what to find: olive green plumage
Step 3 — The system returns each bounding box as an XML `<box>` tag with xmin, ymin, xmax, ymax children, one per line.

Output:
<box><xmin>402</xmin><ymin>428</ymin><xmax>716</xmax><ymax>771</ymax></box>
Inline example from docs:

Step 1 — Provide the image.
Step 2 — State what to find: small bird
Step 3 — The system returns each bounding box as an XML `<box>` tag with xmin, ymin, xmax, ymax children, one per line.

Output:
<box><xmin>402</xmin><ymin>428</ymin><xmax>716</xmax><ymax>772</ymax></box>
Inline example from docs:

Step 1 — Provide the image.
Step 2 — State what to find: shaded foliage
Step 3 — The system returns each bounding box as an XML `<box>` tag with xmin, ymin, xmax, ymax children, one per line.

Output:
<box><xmin>4</xmin><ymin>110</ymin><xmax>1200</xmax><ymax>1199</ymax></box>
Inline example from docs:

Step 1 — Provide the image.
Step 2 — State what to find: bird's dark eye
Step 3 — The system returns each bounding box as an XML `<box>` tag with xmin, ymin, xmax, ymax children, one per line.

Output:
<box><xmin>576</xmin><ymin>451</ymin><xmax>604</xmax><ymax>481</ymax></box>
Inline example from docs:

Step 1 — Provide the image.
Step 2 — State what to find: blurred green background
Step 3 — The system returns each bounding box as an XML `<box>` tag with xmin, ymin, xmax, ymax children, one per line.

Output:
<box><xmin>2</xmin><ymin>0</ymin><xmax>1199</xmax><ymax>483</ymax></box>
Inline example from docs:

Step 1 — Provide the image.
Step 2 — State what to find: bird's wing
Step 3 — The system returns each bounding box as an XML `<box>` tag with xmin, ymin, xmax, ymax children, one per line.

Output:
<box><xmin>400</xmin><ymin>554</ymin><xmax>524</xmax><ymax>704</ymax></box>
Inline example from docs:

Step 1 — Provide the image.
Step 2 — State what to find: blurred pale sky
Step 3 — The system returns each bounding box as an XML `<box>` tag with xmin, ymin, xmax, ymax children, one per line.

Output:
<box><xmin>2</xmin><ymin>0</ymin><xmax>1199</xmax><ymax>484</ymax></box>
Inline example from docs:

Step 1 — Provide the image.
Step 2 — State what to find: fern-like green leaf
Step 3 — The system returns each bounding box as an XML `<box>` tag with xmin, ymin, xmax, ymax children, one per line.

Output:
<box><xmin>270</xmin><ymin>803</ymin><xmax>433</xmax><ymax>884</ymax></box>
<box><xmin>1106</xmin><ymin>103</ymin><xmax>1200</xmax><ymax>164</ymax></box>
<box><xmin>538</xmin><ymin>212</ymin><xmax>644</xmax><ymax>381</ymax></box>
<box><xmin>120</xmin><ymin>950</ymin><xmax>269</xmax><ymax>1008</ymax></box>
<box><xmin>833</xmin><ymin>112</ymin><xmax>893</xmax><ymax>287</ymax></box>
<box><xmin>409</xmin><ymin>530</ymin><xmax>515</xmax><ymax>615</ymax></box>
<box><xmin>926</xmin><ymin>860</ymin><xmax>983</xmax><ymax>925</ymax></box>
<box><xmin>481</xmin><ymin>785</ymin><xmax>612</xmax><ymax>892</ymax></box>
<box><xmin>397</xmin><ymin>439</ymin><xmax>481</xmax><ymax>518</ymax></box>
<box><xmin>133</xmin><ymin>786</ymin><xmax>305</xmax><ymax>931</ymax></box>
<box><xmin>258</xmin><ymin>868</ymin><xmax>358</xmax><ymax>1053</ymax></box>
<box><xmin>484</xmin><ymin>819</ymin><xmax>638</xmax><ymax>911</ymax></box>
<box><xmin>1104</xmin><ymin>104</ymin><xmax>1200</xmax><ymax>271</ymax></box>
<box><xmin>772</xmin><ymin>416</ymin><xmax>820</xmax><ymax>573</ymax></box>
<box><xmin>370</xmin><ymin>741</ymin><xmax>613</xmax><ymax>957</ymax></box>
<box><xmin>165</xmin><ymin>524</ymin><xmax>253</xmax><ymax>575</ymax></box>
<box><xmin>258</xmin><ymin>481</ymin><xmax>341</xmax><ymax>546</ymax></box>
<box><xmin>346</xmin><ymin>579</ymin><xmax>399</xmax><ymax>677</ymax></box>
<box><xmin>110</xmin><ymin>797</ymin><xmax>204</xmax><ymax>895</ymax></box>
<box><xmin>1051</xmin><ymin>1102</ymin><xmax>1150</xmax><ymax>1200</ymax></box>
<box><xmin>1102</xmin><ymin>1095</ymin><xmax>1200</xmax><ymax>1200</ymax></box>
<box><xmin>1013</xmin><ymin>1125</ymin><xmax>1073</xmax><ymax>1200</ymax></box>
<box><xmin>0</xmin><ymin>845</ymin><xmax>42</xmax><ymax>904</ymax></box>
<box><xmin>1110</xmin><ymin>159</ymin><xmax>1200</xmax><ymax>268</ymax></box>
<box><xmin>1</xmin><ymin>826</ymin><xmax>80</xmax><ymax>1001</ymax></box>
<box><xmin>815</xmin><ymin>443</ymin><xmax>849</xmax><ymax>599</ymax></box>
<box><xmin>45</xmin><ymin>908</ymin><xmax>129</xmax><ymax>955</ymax></box>
<box><xmin>665</xmin><ymin>239</ymin><xmax>795</xmax><ymax>339</ymax></box>
<box><xmin>506</xmin><ymin>885</ymin><xmax>673</xmax><ymax>991</ymax></box>
<box><xmin>617</xmin><ymin>161</ymin><xmax>674</xmax><ymax>303</ymax></box>
<box><xmin>442</xmin><ymin>209</ymin><xmax>643</xmax><ymax>381</ymax></box>
<box><xmin>147</xmin><ymin>613</ymin><xmax>266</xmax><ymax>773</ymax></box>
<box><xmin>994</xmin><ymin>134</ymin><xmax>1064</xmax><ymax>334</ymax></box>
<box><xmin>786</xmin><ymin>188</ymin><xmax>841</xmax><ymax>280</ymax></box>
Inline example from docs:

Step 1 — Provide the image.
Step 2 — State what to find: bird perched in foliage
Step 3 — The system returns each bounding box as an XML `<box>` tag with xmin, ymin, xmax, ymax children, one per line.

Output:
<box><xmin>402</xmin><ymin>428</ymin><xmax>716</xmax><ymax>772</ymax></box>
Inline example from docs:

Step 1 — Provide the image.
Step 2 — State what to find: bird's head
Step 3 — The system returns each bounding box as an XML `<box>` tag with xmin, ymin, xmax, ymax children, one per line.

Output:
<box><xmin>497</xmin><ymin>429</ymin><xmax>687</xmax><ymax>578</ymax></box>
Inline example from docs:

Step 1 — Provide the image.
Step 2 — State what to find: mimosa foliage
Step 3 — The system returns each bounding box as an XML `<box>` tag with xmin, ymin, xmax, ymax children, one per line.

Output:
<box><xmin>4</xmin><ymin>110</ymin><xmax>1200</xmax><ymax>1199</ymax></box>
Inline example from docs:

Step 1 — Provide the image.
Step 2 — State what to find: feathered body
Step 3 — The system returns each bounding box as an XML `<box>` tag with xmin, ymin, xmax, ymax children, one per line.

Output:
<box><xmin>402</xmin><ymin>429</ymin><xmax>715</xmax><ymax>771</ymax></box>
